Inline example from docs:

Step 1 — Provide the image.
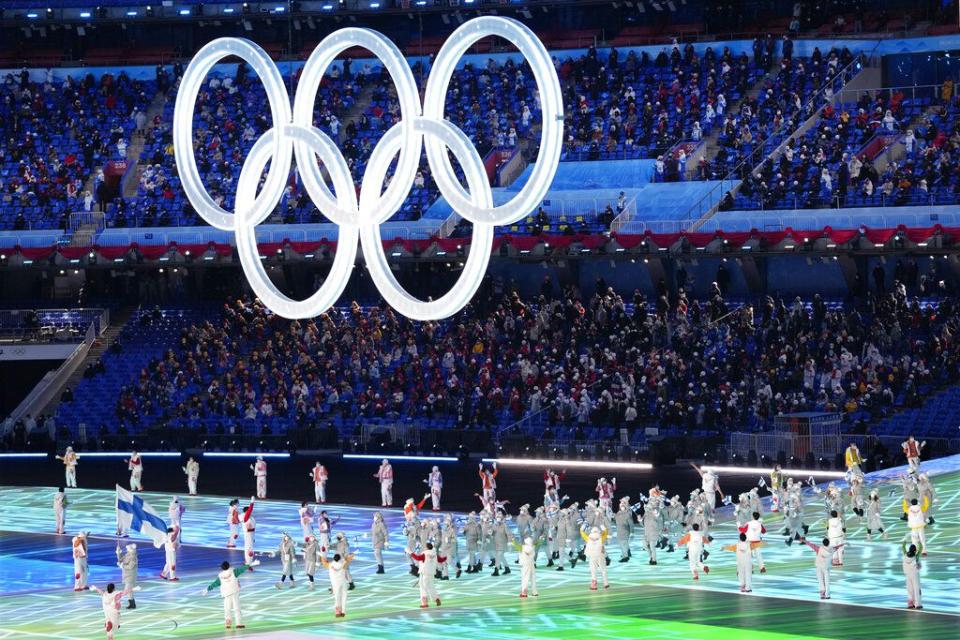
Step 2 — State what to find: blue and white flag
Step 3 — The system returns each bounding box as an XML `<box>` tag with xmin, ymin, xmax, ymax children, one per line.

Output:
<box><xmin>116</xmin><ymin>485</ymin><xmax>168</xmax><ymax>548</ymax></box>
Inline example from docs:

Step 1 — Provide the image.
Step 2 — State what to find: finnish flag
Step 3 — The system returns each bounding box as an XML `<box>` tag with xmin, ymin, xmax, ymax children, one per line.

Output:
<box><xmin>116</xmin><ymin>485</ymin><xmax>168</xmax><ymax>548</ymax></box>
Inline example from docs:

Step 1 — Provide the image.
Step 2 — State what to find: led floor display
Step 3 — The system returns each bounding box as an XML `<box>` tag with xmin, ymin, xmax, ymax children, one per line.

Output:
<box><xmin>1</xmin><ymin>458</ymin><xmax>958</xmax><ymax>639</ymax></box>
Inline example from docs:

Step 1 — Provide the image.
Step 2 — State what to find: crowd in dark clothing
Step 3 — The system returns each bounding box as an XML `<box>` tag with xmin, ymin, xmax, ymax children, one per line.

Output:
<box><xmin>53</xmin><ymin>276</ymin><xmax>960</xmax><ymax>441</ymax></box>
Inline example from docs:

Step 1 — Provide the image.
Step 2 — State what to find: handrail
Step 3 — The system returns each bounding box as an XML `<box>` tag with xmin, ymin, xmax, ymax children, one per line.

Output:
<box><xmin>686</xmin><ymin>46</ymin><xmax>876</xmax><ymax>231</ymax></box>
<box><xmin>9</xmin><ymin>324</ymin><xmax>96</xmax><ymax>422</ymax></box>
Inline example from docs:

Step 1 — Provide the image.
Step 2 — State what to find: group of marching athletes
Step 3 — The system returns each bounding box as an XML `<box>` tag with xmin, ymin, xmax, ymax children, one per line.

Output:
<box><xmin>54</xmin><ymin>440</ymin><xmax>938</xmax><ymax>637</ymax></box>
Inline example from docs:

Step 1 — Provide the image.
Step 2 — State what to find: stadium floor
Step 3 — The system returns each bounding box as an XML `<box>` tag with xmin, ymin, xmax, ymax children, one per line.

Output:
<box><xmin>0</xmin><ymin>458</ymin><xmax>958</xmax><ymax>639</ymax></box>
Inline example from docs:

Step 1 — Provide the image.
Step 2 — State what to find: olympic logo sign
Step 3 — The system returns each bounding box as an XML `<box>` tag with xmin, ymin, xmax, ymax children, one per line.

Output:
<box><xmin>174</xmin><ymin>16</ymin><xmax>563</xmax><ymax>321</ymax></box>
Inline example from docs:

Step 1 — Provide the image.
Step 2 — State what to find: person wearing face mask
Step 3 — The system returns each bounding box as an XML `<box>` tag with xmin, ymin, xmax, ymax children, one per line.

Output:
<box><xmin>115</xmin><ymin>542</ymin><xmax>139</xmax><ymax>609</ymax></box>
<box><xmin>73</xmin><ymin>532</ymin><xmax>90</xmax><ymax>590</ymax></box>
<box><xmin>614</xmin><ymin>497</ymin><xmax>635</xmax><ymax>562</ymax></box>
<box><xmin>310</xmin><ymin>462</ymin><xmax>329</xmax><ymax>504</ymax></box>
<box><xmin>300</xmin><ymin>535</ymin><xmax>320</xmax><ymax>589</ymax></box>
<box><xmin>371</xmin><ymin>512</ymin><xmax>389</xmax><ymax>574</ymax></box>
<box><xmin>250</xmin><ymin>456</ymin><xmax>268</xmax><ymax>499</ymax></box>
<box><xmin>479</xmin><ymin>462</ymin><xmax>499</xmax><ymax>505</ymax></box>
<box><xmin>595</xmin><ymin>477</ymin><xmax>617</xmax><ymax>512</ymax></box>
<box><xmin>375</xmin><ymin>459</ymin><xmax>394</xmax><ymax>507</ymax></box>
<box><xmin>463</xmin><ymin>512</ymin><xmax>482</xmax><ymax>573</ymax></box>
<box><xmin>904</xmin><ymin>497</ymin><xmax>930</xmax><ymax>555</ymax></box>
<box><xmin>91</xmin><ymin>582</ymin><xmax>141</xmax><ymax>640</ymax></box>
<box><xmin>491</xmin><ymin>514</ymin><xmax>511</xmax><ymax>576</ymax></box>
<box><xmin>439</xmin><ymin>513</ymin><xmax>461</xmax><ymax>579</ymax></box>
<box><xmin>270</xmin><ymin>532</ymin><xmax>297</xmax><ymax>589</ymax></box>
<box><xmin>334</xmin><ymin>532</ymin><xmax>356</xmax><ymax>590</ymax></box>
<box><xmin>425</xmin><ymin>466</ymin><xmax>443</xmax><ymax>511</ymax></box>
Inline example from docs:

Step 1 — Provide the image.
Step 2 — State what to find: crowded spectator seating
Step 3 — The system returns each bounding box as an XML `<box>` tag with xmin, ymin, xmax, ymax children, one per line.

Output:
<box><xmin>2</xmin><ymin>38</ymin><xmax>863</xmax><ymax>235</ymax></box>
<box><xmin>730</xmin><ymin>87</ymin><xmax>952</xmax><ymax>212</ymax></box>
<box><xmin>56</xmin><ymin>307</ymin><xmax>216</xmax><ymax>434</ymax></box>
<box><xmin>53</xmin><ymin>286</ymin><xmax>960</xmax><ymax>452</ymax></box>
<box><xmin>560</xmin><ymin>43</ymin><xmax>765</xmax><ymax>163</ymax></box>
<box><xmin>0</xmin><ymin>70</ymin><xmax>152</xmax><ymax>230</ymax></box>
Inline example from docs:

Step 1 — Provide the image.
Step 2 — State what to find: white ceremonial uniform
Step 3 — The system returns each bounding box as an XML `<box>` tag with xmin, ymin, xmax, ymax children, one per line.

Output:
<box><xmin>376</xmin><ymin>462</ymin><xmax>394</xmax><ymax>507</ymax></box>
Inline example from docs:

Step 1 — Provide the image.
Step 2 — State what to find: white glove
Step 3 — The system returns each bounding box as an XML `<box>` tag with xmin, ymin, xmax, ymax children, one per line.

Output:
<box><xmin>249</xmin><ymin>559</ymin><xmax>261</xmax><ymax>567</ymax></box>
<box><xmin>132</xmin><ymin>586</ymin><xmax>143</xmax><ymax>592</ymax></box>
<box><xmin>198</xmin><ymin>588</ymin><xmax>209</xmax><ymax>596</ymax></box>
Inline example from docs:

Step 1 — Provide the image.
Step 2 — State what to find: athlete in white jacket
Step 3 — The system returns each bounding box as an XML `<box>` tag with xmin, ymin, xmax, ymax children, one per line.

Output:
<box><xmin>201</xmin><ymin>560</ymin><xmax>260</xmax><ymax>629</ymax></box>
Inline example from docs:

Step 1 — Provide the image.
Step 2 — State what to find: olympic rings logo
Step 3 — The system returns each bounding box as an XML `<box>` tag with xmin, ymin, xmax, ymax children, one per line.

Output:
<box><xmin>173</xmin><ymin>16</ymin><xmax>563</xmax><ymax>321</ymax></box>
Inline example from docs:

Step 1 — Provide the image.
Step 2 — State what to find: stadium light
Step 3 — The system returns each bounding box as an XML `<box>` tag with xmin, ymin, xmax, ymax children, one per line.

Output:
<box><xmin>343</xmin><ymin>454</ymin><xmax>459</xmax><ymax>462</ymax></box>
<box><xmin>483</xmin><ymin>457</ymin><xmax>653</xmax><ymax>470</ymax></box>
<box><xmin>701</xmin><ymin>465</ymin><xmax>846</xmax><ymax>478</ymax></box>
<box><xmin>77</xmin><ymin>452</ymin><xmax>182</xmax><ymax>458</ymax></box>
<box><xmin>27</xmin><ymin>12</ymin><xmax>40</xmax><ymax>19</ymax></box>
<box><xmin>204</xmin><ymin>451</ymin><xmax>291</xmax><ymax>458</ymax></box>
<box><xmin>179</xmin><ymin>9</ymin><xmax>191</xmax><ymax>16</ymax></box>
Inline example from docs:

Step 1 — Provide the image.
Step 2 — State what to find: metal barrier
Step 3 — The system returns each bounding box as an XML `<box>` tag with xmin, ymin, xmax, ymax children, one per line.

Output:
<box><xmin>727</xmin><ymin>431</ymin><xmax>960</xmax><ymax>460</ymax></box>
<box><xmin>359</xmin><ymin>423</ymin><xmax>420</xmax><ymax>452</ymax></box>
<box><xmin>69</xmin><ymin>211</ymin><xmax>105</xmax><ymax>234</ymax></box>
<box><xmin>688</xmin><ymin>48</ymin><xmax>874</xmax><ymax>232</ymax></box>
<box><xmin>831</xmin><ymin>83</ymin><xmax>943</xmax><ymax>110</ymax></box>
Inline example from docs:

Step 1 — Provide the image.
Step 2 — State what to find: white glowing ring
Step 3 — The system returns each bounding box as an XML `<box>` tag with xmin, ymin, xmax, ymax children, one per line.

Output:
<box><xmin>235</xmin><ymin>126</ymin><xmax>359</xmax><ymax>319</ymax></box>
<box><xmin>174</xmin><ymin>38</ymin><xmax>292</xmax><ymax>231</ymax></box>
<box><xmin>174</xmin><ymin>17</ymin><xmax>563</xmax><ymax>320</ymax></box>
<box><xmin>293</xmin><ymin>27</ymin><xmax>421</xmax><ymax>227</ymax></box>
<box><xmin>360</xmin><ymin>119</ymin><xmax>494</xmax><ymax>320</ymax></box>
<box><xmin>423</xmin><ymin>16</ymin><xmax>564</xmax><ymax>225</ymax></box>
